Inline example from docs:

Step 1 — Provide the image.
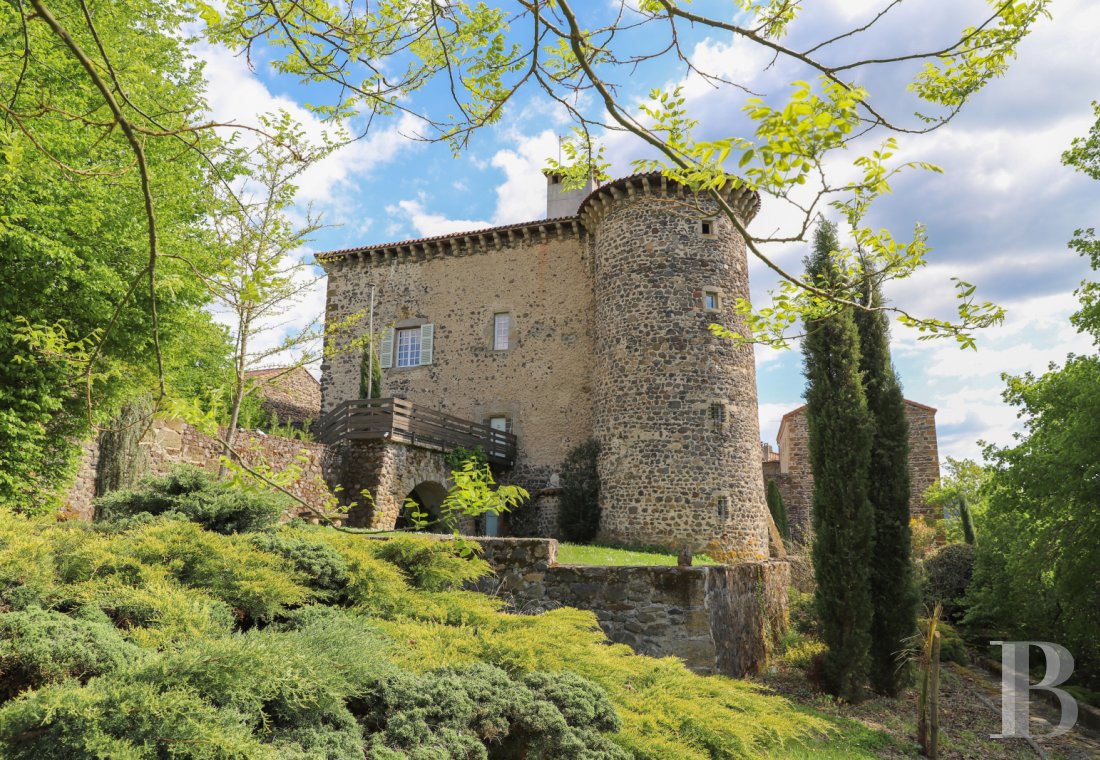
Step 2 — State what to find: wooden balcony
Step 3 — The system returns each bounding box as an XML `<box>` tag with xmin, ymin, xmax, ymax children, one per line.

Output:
<box><xmin>319</xmin><ymin>397</ymin><xmax>517</xmax><ymax>466</ymax></box>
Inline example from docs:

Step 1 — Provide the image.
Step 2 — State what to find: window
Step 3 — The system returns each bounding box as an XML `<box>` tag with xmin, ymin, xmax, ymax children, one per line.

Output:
<box><xmin>717</xmin><ymin>496</ymin><xmax>729</xmax><ymax>521</ymax></box>
<box><xmin>396</xmin><ymin>328</ymin><xmax>421</xmax><ymax>367</ymax></box>
<box><xmin>703</xmin><ymin>290</ymin><xmax>721</xmax><ymax>311</ymax></box>
<box><xmin>710</xmin><ymin>403</ymin><xmax>726</xmax><ymax>432</ymax></box>
<box><xmin>379</xmin><ymin>324</ymin><xmax>434</xmax><ymax>369</ymax></box>
<box><xmin>493</xmin><ymin>313</ymin><xmax>511</xmax><ymax>350</ymax></box>
<box><xmin>699</xmin><ymin>218</ymin><xmax>715</xmax><ymax>237</ymax></box>
<box><xmin>489</xmin><ymin>416</ymin><xmax>510</xmax><ymax>433</ymax></box>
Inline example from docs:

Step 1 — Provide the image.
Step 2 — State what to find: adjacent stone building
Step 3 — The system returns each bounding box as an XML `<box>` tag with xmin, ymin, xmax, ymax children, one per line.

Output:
<box><xmin>761</xmin><ymin>400</ymin><xmax>941</xmax><ymax>543</ymax></box>
<box><xmin>245</xmin><ymin>366</ymin><xmax>322</xmax><ymax>429</ymax></box>
<box><xmin>318</xmin><ymin>172</ymin><xmax>770</xmax><ymax>560</ymax></box>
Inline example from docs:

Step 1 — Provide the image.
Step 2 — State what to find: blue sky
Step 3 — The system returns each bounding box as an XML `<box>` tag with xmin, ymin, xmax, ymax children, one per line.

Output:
<box><xmin>195</xmin><ymin>0</ymin><xmax>1100</xmax><ymax>462</ymax></box>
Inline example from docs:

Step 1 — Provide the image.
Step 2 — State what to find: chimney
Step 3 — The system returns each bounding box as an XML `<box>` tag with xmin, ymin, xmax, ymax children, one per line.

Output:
<box><xmin>544</xmin><ymin>169</ymin><xmax>594</xmax><ymax>218</ymax></box>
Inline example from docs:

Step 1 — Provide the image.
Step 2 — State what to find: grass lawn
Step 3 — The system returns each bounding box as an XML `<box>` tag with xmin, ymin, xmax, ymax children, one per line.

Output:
<box><xmin>556</xmin><ymin>542</ymin><xmax>719</xmax><ymax>566</ymax></box>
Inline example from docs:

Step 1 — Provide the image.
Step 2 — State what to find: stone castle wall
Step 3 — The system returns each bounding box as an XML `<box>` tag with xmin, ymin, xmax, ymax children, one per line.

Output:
<box><xmin>584</xmin><ymin>181</ymin><xmax>769</xmax><ymax>559</ymax></box>
<box><xmin>765</xmin><ymin>401</ymin><xmax>941</xmax><ymax>540</ymax></box>
<box><xmin>905</xmin><ymin>403</ymin><xmax>941</xmax><ymax>520</ymax></box>
<box><xmin>320</xmin><ymin>225</ymin><xmax>595</xmax><ymax>503</ymax></box>
<box><xmin>65</xmin><ymin>419</ymin><xmax>330</xmax><ymax>520</ymax></box>
<box><xmin>471</xmin><ymin>537</ymin><xmax>788</xmax><ymax>677</ymax></box>
<box><xmin>770</xmin><ymin>411</ymin><xmax>813</xmax><ymax>545</ymax></box>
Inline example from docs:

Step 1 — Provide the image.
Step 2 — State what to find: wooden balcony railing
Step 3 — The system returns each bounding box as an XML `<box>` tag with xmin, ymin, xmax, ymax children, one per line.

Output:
<box><xmin>319</xmin><ymin>397</ymin><xmax>517</xmax><ymax>466</ymax></box>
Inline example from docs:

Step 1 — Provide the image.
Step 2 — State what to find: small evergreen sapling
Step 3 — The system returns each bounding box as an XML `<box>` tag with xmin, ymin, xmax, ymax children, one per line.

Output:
<box><xmin>957</xmin><ymin>495</ymin><xmax>977</xmax><ymax>545</ymax></box>
<box><xmin>766</xmin><ymin>479</ymin><xmax>789</xmax><ymax>540</ymax></box>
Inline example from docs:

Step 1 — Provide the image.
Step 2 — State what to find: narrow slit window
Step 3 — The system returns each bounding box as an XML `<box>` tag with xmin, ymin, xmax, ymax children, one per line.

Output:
<box><xmin>493</xmin><ymin>313</ymin><xmax>510</xmax><ymax>350</ymax></box>
<box><xmin>703</xmin><ymin>290</ymin><xmax>720</xmax><ymax>311</ymax></box>
<box><xmin>710</xmin><ymin>403</ymin><xmax>726</xmax><ymax>432</ymax></box>
<box><xmin>717</xmin><ymin>497</ymin><xmax>729</xmax><ymax>521</ymax></box>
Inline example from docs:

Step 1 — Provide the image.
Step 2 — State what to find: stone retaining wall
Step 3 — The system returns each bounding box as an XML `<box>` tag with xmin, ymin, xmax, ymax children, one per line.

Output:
<box><xmin>66</xmin><ymin>418</ymin><xmax>331</xmax><ymax>520</ymax></box>
<box><xmin>472</xmin><ymin>537</ymin><xmax>788</xmax><ymax>677</ymax></box>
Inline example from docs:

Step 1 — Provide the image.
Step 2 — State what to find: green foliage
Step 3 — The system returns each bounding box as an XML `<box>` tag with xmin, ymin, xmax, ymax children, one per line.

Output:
<box><xmin>93</xmin><ymin>465</ymin><xmax>288</xmax><ymax>534</ymax></box>
<box><xmin>957</xmin><ymin>496</ymin><xmax>977</xmax><ymax>545</ymax></box>
<box><xmin>407</xmin><ymin>460</ymin><xmax>528</xmax><ymax>540</ymax></box>
<box><xmin>558</xmin><ymin>438</ymin><xmax>601</xmax><ymax>544</ymax></box>
<box><xmin>364</xmin><ymin>534</ymin><xmax>489</xmax><ymax>592</ymax></box>
<box><xmin>917</xmin><ymin>618</ymin><xmax>968</xmax><ymax>666</ymax></box>
<box><xmin>0</xmin><ymin>501</ymin><xmax>879</xmax><ymax>758</ymax></box>
<box><xmin>360</xmin><ymin>336</ymin><xmax>384</xmax><ymax>399</ymax></box>
<box><xmin>444</xmin><ymin>445</ymin><xmax>488</xmax><ymax>472</ymax></box>
<box><xmin>363</xmin><ymin>663</ymin><xmax>627</xmax><ymax>759</ymax></box>
<box><xmin>923</xmin><ymin>457</ymin><xmax>989</xmax><ymax>543</ymax></box>
<box><xmin>922</xmin><ymin>543</ymin><xmax>976</xmax><ymax>624</ymax></box>
<box><xmin>0</xmin><ymin>0</ymin><xmax>232</xmax><ymax>513</ymax></box>
<box><xmin>250</xmin><ymin>531</ymin><xmax>350</xmax><ymax>594</ymax></box>
<box><xmin>803</xmin><ymin>221</ymin><xmax>874</xmax><ymax>703</ymax></box>
<box><xmin>855</xmin><ymin>275</ymin><xmax>918</xmax><ymax>697</ymax></box>
<box><xmin>0</xmin><ymin>678</ymin><xmax>273</xmax><ymax>759</ymax></box>
<box><xmin>964</xmin><ymin>107</ymin><xmax>1100</xmax><ymax>689</ymax></box>
<box><xmin>0</xmin><ymin>607</ymin><xmax>138</xmax><ymax>700</ymax></box>
<box><xmin>765</xmin><ymin>479</ymin><xmax>788</xmax><ymax>540</ymax></box>
<box><xmin>93</xmin><ymin>398</ymin><xmax>154</xmax><ymax>497</ymax></box>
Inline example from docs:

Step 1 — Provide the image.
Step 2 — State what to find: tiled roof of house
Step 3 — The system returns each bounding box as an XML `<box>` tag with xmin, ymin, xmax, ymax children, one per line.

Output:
<box><xmin>244</xmin><ymin>366</ymin><xmax>321</xmax><ymax>427</ymax></box>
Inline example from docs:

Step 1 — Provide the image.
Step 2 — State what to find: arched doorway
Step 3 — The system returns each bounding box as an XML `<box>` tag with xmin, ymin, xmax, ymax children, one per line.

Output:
<box><xmin>395</xmin><ymin>480</ymin><xmax>448</xmax><ymax>532</ymax></box>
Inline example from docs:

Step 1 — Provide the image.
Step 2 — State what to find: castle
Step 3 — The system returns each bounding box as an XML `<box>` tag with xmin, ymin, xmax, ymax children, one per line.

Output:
<box><xmin>316</xmin><ymin>170</ymin><xmax>942</xmax><ymax>557</ymax></box>
<box><xmin>318</xmin><ymin>172</ymin><xmax>771</xmax><ymax>560</ymax></box>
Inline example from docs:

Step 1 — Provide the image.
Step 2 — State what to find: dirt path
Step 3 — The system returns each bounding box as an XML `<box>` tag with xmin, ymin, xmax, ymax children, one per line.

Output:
<box><xmin>759</xmin><ymin>661</ymin><xmax>1100</xmax><ymax>759</ymax></box>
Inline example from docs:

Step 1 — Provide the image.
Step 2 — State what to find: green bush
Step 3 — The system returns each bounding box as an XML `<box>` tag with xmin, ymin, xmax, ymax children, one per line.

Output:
<box><xmin>111</xmin><ymin>520</ymin><xmax>311</xmax><ymax>624</ymax></box>
<box><xmin>251</xmin><ymin>531</ymin><xmax>350</xmax><ymax>594</ymax></box>
<box><xmin>918</xmin><ymin>618</ymin><xmax>968</xmax><ymax>665</ymax></box>
<box><xmin>0</xmin><ymin>607</ymin><xmax>138</xmax><ymax>700</ymax></box>
<box><xmin>0</xmin><ymin>506</ymin><xmax>872</xmax><ymax>758</ymax></box>
<box><xmin>363</xmin><ymin>663</ymin><xmax>627</xmax><ymax>760</ymax></box>
<box><xmin>364</xmin><ymin>534</ymin><xmax>489</xmax><ymax>592</ymax></box>
<box><xmin>93</xmin><ymin>465</ymin><xmax>288</xmax><ymax>534</ymax></box>
<box><xmin>922</xmin><ymin>543</ymin><xmax>976</xmax><ymax>623</ymax></box>
<box><xmin>558</xmin><ymin>439</ymin><xmax>601</xmax><ymax>544</ymax></box>
<box><xmin>0</xmin><ymin>678</ymin><xmax>272</xmax><ymax>759</ymax></box>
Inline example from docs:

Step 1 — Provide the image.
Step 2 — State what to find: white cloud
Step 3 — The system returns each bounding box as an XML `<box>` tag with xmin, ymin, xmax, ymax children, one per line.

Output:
<box><xmin>385</xmin><ymin>129</ymin><xmax>562</xmax><ymax>235</ymax></box>
<box><xmin>388</xmin><ymin>199</ymin><xmax>493</xmax><ymax>238</ymax></box>
<box><xmin>194</xmin><ymin>42</ymin><xmax>422</xmax><ymax>210</ymax></box>
<box><xmin>758</xmin><ymin>402</ymin><xmax>795</xmax><ymax>448</ymax></box>
<box><xmin>489</xmin><ymin>130</ymin><xmax>562</xmax><ymax>223</ymax></box>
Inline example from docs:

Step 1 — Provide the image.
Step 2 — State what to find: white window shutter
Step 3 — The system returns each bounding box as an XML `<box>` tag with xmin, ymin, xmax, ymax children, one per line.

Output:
<box><xmin>378</xmin><ymin>327</ymin><xmax>394</xmax><ymax>369</ymax></box>
<box><xmin>419</xmin><ymin>323</ymin><xmax>434</xmax><ymax>365</ymax></box>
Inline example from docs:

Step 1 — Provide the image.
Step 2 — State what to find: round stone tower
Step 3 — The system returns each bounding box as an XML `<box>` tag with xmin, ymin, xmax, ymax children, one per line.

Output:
<box><xmin>578</xmin><ymin>173</ymin><xmax>769</xmax><ymax>561</ymax></box>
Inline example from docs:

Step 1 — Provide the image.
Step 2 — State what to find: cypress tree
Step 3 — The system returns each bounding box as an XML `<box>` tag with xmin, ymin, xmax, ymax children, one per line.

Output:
<box><xmin>855</xmin><ymin>275</ymin><xmax>919</xmax><ymax>697</ymax></box>
<box><xmin>766</xmin><ymin>479</ymin><xmax>789</xmax><ymax>540</ymax></box>
<box><xmin>359</xmin><ymin>338</ymin><xmax>383</xmax><ymax>399</ymax></box>
<box><xmin>803</xmin><ymin>221</ymin><xmax>875</xmax><ymax>703</ymax></box>
<box><xmin>958</xmin><ymin>495</ymin><xmax>977</xmax><ymax>545</ymax></box>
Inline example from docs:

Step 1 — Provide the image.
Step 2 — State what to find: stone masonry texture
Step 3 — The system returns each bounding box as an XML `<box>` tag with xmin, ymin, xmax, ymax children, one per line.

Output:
<box><xmin>318</xmin><ymin>173</ymin><xmax>771</xmax><ymax>555</ymax></box>
<box><xmin>583</xmin><ymin>178</ymin><xmax>769</xmax><ymax>559</ymax></box>
<box><xmin>319</xmin><ymin>221</ymin><xmax>593</xmax><ymax>528</ymax></box>
<box><xmin>466</xmin><ymin>536</ymin><xmax>789</xmax><ymax>677</ymax></box>
<box><xmin>65</xmin><ymin>418</ymin><xmax>331</xmax><ymax>521</ymax></box>
<box><xmin>245</xmin><ymin>366</ymin><xmax>323</xmax><ymax>429</ymax></box>
<box><xmin>763</xmin><ymin>400</ymin><xmax>941</xmax><ymax>542</ymax></box>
